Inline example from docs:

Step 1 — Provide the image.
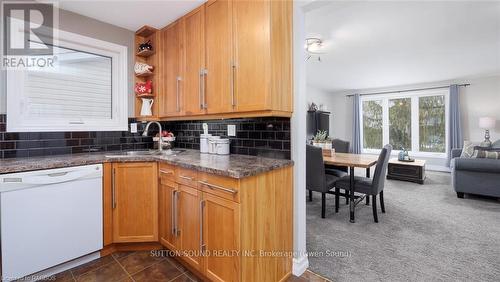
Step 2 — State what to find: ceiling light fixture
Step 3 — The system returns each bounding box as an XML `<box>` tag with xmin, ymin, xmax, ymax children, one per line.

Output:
<box><xmin>305</xmin><ymin>37</ymin><xmax>324</xmax><ymax>62</ymax></box>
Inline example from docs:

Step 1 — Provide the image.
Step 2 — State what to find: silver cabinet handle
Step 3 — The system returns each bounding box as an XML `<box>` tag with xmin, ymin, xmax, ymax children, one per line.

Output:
<box><xmin>199</xmin><ymin>200</ymin><xmax>205</xmax><ymax>251</ymax></box>
<box><xmin>174</xmin><ymin>190</ymin><xmax>179</xmax><ymax>237</ymax></box>
<box><xmin>230</xmin><ymin>63</ymin><xmax>236</xmax><ymax>107</ymax></box>
<box><xmin>176</xmin><ymin>76</ymin><xmax>181</xmax><ymax>112</ymax></box>
<box><xmin>199</xmin><ymin>181</ymin><xmax>238</xmax><ymax>194</ymax></box>
<box><xmin>199</xmin><ymin>69</ymin><xmax>204</xmax><ymax>109</ymax></box>
<box><xmin>200</xmin><ymin>69</ymin><xmax>207</xmax><ymax>109</ymax></box>
<box><xmin>159</xmin><ymin>170</ymin><xmax>174</xmax><ymax>175</ymax></box>
<box><xmin>112</xmin><ymin>168</ymin><xmax>116</xmax><ymax>209</ymax></box>
<box><xmin>179</xmin><ymin>175</ymin><xmax>194</xmax><ymax>181</ymax></box>
<box><xmin>171</xmin><ymin>190</ymin><xmax>176</xmax><ymax>236</ymax></box>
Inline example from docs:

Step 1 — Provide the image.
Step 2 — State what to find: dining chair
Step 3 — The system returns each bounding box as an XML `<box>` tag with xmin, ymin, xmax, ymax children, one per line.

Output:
<box><xmin>306</xmin><ymin>144</ymin><xmax>339</xmax><ymax>218</ymax></box>
<box><xmin>325</xmin><ymin>139</ymin><xmax>350</xmax><ymax>177</ymax></box>
<box><xmin>334</xmin><ymin>144</ymin><xmax>392</xmax><ymax>223</ymax></box>
<box><xmin>322</xmin><ymin>139</ymin><xmax>351</xmax><ymax>204</ymax></box>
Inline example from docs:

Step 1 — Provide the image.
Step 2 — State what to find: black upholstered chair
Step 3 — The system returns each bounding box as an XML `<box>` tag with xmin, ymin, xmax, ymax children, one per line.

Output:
<box><xmin>321</xmin><ymin>139</ymin><xmax>351</xmax><ymax>205</ymax></box>
<box><xmin>325</xmin><ymin>139</ymin><xmax>350</xmax><ymax>177</ymax></box>
<box><xmin>335</xmin><ymin>144</ymin><xmax>393</xmax><ymax>222</ymax></box>
<box><xmin>306</xmin><ymin>145</ymin><xmax>339</xmax><ymax>218</ymax></box>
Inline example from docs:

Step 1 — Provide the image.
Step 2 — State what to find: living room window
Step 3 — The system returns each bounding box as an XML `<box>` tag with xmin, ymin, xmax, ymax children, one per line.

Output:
<box><xmin>360</xmin><ymin>90</ymin><xmax>448</xmax><ymax>157</ymax></box>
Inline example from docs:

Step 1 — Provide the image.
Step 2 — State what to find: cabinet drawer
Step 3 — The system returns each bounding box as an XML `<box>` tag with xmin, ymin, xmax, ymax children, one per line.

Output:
<box><xmin>176</xmin><ymin>167</ymin><xmax>198</xmax><ymax>187</ymax></box>
<box><xmin>198</xmin><ymin>172</ymin><xmax>239</xmax><ymax>202</ymax></box>
<box><xmin>159</xmin><ymin>163</ymin><xmax>176</xmax><ymax>181</ymax></box>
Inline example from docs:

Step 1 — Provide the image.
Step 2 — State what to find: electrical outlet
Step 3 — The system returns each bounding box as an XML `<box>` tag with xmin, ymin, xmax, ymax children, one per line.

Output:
<box><xmin>227</xmin><ymin>124</ymin><xmax>236</xmax><ymax>136</ymax></box>
<box><xmin>130</xmin><ymin>123</ymin><xmax>138</xmax><ymax>133</ymax></box>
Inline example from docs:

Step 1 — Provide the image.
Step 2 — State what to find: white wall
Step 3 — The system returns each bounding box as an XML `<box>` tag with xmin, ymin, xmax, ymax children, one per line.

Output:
<box><xmin>0</xmin><ymin>8</ymin><xmax>135</xmax><ymax>116</ymax></box>
<box><xmin>308</xmin><ymin>75</ymin><xmax>500</xmax><ymax>169</ymax></box>
<box><xmin>461</xmin><ymin>75</ymin><xmax>500</xmax><ymax>143</ymax></box>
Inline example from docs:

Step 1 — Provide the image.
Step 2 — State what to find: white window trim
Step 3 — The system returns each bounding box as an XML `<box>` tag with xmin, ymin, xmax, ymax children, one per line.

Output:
<box><xmin>6</xmin><ymin>29</ymin><xmax>128</xmax><ymax>132</ymax></box>
<box><xmin>360</xmin><ymin>89</ymin><xmax>449</xmax><ymax>158</ymax></box>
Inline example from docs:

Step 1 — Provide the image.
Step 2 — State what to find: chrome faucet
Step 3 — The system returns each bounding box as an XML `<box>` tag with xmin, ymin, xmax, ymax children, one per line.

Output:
<box><xmin>142</xmin><ymin>121</ymin><xmax>163</xmax><ymax>151</ymax></box>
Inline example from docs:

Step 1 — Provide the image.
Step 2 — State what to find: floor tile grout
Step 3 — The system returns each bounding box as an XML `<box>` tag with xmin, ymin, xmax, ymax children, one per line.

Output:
<box><xmin>70</xmin><ymin>258</ymin><xmax>116</xmax><ymax>281</ymax></box>
<box><xmin>125</xmin><ymin>256</ymin><xmax>168</xmax><ymax>277</ymax></box>
<box><xmin>112</xmin><ymin>254</ymin><xmax>136</xmax><ymax>282</ymax></box>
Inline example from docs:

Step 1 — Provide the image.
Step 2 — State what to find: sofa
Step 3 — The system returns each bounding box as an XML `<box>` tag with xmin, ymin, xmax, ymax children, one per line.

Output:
<box><xmin>450</xmin><ymin>145</ymin><xmax>500</xmax><ymax>199</ymax></box>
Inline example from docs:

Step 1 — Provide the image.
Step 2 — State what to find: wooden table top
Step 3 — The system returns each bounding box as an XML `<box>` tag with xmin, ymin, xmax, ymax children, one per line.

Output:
<box><xmin>323</xmin><ymin>153</ymin><xmax>378</xmax><ymax>168</ymax></box>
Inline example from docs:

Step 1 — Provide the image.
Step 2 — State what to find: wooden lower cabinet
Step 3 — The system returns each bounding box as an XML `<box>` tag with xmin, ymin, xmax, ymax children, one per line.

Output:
<box><xmin>158</xmin><ymin>165</ymin><xmax>293</xmax><ymax>282</ymax></box>
<box><xmin>178</xmin><ymin>184</ymin><xmax>203</xmax><ymax>271</ymax></box>
<box><xmin>202</xmin><ymin>192</ymin><xmax>240</xmax><ymax>282</ymax></box>
<box><xmin>104</xmin><ymin>162</ymin><xmax>292</xmax><ymax>281</ymax></box>
<box><xmin>159</xmin><ymin>179</ymin><xmax>179</xmax><ymax>250</ymax></box>
<box><xmin>111</xmin><ymin>162</ymin><xmax>158</xmax><ymax>243</ymax></box>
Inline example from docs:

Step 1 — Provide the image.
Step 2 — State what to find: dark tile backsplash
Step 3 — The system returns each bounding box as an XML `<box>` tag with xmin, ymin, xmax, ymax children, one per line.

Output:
<box><xmin>160</xmin><ymin>117</ymin><xmax>291</xmax><ymax>159</ymax></box>
<box><xmin>0</xmin><ymin>114</ymin><xmax>153</xmax><ymax>159</ymax></box>
<box><xmin>0</xmin><ymin>114</ymin><xmax>291</xmax><ymax>160</ymax></box>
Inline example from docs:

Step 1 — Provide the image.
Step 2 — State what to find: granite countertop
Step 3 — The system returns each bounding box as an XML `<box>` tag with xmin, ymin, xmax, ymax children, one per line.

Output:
<box><xmin>0</xmin><ymin>149</ymin><xmax>293</xmax><ymax>178</ymax></box>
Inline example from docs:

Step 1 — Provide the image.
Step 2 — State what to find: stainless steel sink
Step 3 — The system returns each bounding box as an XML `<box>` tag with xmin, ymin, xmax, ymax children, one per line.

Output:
<box><xmin>105</xmin><ymin>150</ymin><xmax>185</xmax><ymax>158</ymax></box>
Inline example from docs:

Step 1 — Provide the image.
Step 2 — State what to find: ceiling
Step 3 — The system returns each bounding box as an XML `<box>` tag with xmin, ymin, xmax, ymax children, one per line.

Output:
<box><xmin>59</xmin><ymin>0</ymin><xmax>206</xmax><ymax>31</ymax></box>
<box><xmin>306</xmin><ymin>1</ymin><xmax>500</xmax><ymax>92</ymax></box>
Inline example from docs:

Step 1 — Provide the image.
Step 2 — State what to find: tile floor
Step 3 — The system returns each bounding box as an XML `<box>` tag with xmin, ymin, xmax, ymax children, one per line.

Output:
<box><xmin>36</xmin><ymin>251</ymin><xmax>331</xmax><ymax>282</ymax></box>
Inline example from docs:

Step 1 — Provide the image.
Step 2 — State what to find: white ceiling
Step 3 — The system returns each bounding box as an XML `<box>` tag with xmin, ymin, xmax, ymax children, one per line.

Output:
<box><xmin>59</xmin><ymin>0</ymin><xmax>206</xmax><ymax>31</ymax></box>
<box><xmin>306</xmin><ymin>1</ymin><xmax>500</xmax><ymax>92</ymax></box>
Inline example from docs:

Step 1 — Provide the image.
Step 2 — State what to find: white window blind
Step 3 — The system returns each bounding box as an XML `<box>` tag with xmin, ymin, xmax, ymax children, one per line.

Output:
<box><xmin>7</xmin><ymin>28</ymin><xmax>128</xmax><ymax>132</ymax></box>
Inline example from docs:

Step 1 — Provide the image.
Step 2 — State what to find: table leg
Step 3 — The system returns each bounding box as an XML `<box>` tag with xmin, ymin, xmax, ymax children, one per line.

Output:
<box><xmin>349</xmin><ymin>166</ymin><xmax>355</xmax><ymax>223</ymax></box>
<box><xmin>366</xmin><ymin>167</ymin><xmax>370</xmax><ymax>178</ymax></box>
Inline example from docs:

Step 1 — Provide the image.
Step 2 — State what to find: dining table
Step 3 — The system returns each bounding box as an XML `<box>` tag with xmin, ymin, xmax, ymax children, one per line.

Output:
<box><xmin>323</xmin><ymin>152</ymin><xmax>378</xmax><ymax>223</ymax></box>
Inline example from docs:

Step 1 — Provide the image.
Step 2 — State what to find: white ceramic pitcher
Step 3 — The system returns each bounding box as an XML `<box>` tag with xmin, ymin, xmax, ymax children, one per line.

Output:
<box><xmin>140</xmin><ymin>98</ymin><xmax>154</xmax><ymax>116</ymax></box>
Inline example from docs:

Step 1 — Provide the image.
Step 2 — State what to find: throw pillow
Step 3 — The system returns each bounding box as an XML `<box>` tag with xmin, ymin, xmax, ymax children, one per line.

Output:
<box><xmin>460</xmin><ymin>141</ymin><xmax>477</xmax><ymax>158</ymax></box>
<box><xmin>492</xmin><ymin>139</ymin><xmax>500</xmax><ymax>148</ymax></box>
<box><xmin>475</xmin><ymin>149</ymin><xmax>500</xmax><ymax>159</ymax></box>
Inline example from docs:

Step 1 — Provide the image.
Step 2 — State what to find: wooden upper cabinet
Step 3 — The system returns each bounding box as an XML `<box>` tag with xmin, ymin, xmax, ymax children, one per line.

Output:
<box><xmin>160</xmin><ymin>20</ymin><xmax>184</xmax><ymax>117</ymax></box>
<box><xmin>232</xmin><ymin>0</ymin><xmax>270</xmax><ymax>112</ymax></box>
<box><xmin>154</xmin><ymin>0</ymin><xmax>292</xmax><ymax>119</ymax></box>
<box><xmin>205</xmin><ymin>0</ymin><xmax>234</xmax><ymax>114</ymax></box>
<box><xmin>233</xmin><ymin>0</ymin><xmax>293</xmax><ymax>114</ymax></box>
<box><xmin>183</xmin><ymin>6</ymin><xmax>206</xmax><ymax>116</ymax></box>
<box><xmin>112</xmin><ymin>162</ymin><xmax>158</xmax><ymax>243</ymax></box>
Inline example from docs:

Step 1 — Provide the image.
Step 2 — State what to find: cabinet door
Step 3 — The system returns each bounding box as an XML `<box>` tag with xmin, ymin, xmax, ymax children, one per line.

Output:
<box><xmin>202</xmin><ymin>192</ymin><xmax>240</xmax><ymax>282</ymax></box>
<box><xmin>183</xmin><ymin>6</ymin><xmax>206</xmax><ymax>116</ymax></box>
<box><xmin>205</xmin><ymin>0</ymin><xmax>234</xmax><ymax>114</ymax></box>
<box><xmin>178</xmin><ymin>184</ymin><xmax>203</xmax><ymax>271</ymax></box>
<box><xmin>233</xmin><ymin>0</ymin><xmax>270</xmax><ymax>112</ymax></box>
<box><xmin>159</xmin><ymin>180</ymin><xmax>179</xmax><ymax>250</ymax></box>
<box><xmin>161</xmin><ymin>21</ymin><xmax>184</xmax><ymax>117</ymax></box>
<box><xmin>112</xmin><ymin>162</ymin><xmax>158</xmax><ymax>243</ymax></box>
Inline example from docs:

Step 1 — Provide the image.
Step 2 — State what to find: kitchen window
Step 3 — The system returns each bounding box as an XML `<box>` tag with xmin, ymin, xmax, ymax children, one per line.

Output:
<box><xmin>6</xmin><ymin>29</ymin><xmax>128</xmax><ymax>132</ymax></box>
<box><xmin>360</xmin><ymin>90</ymin><xmax>448</xmax><ymax>157</ymax></box>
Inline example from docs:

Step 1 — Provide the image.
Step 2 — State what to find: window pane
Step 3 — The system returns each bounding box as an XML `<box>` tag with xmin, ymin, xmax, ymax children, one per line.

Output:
<box><xmin>419</xmin><ymin>95</ymin><xmax>445</xmax><ymax>152</ymax></box>
<box><xmin>389</xmin><ymin>98</ymin><xmax>411</xmax><ymax>150</ymax></box>
<box><xmin>362</xmin><ymin>100</ymin><xmax>383</xmax><ymax>149</ymax></box>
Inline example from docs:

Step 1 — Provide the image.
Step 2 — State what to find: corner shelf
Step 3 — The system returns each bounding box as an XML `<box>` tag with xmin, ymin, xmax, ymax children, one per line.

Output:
<box><xmin>134</xmin><ymin>25</ymin><xmax>160</xmax><ymax>120</ymax></box>
<box><xmin>135</xmin><ymin>72</ymin><xmax>154</xmax><ymax>78</ymax></box>
<box><xmin>136</xmin><ymin>49</ymin><xmax>155</xmax><ymax>58</ymax></box>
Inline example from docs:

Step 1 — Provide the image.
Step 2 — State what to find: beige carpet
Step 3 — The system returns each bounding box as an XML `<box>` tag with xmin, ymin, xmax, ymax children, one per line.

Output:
<box><xmin>306</xmin><ymin>171</ymin><xmax>500</xmax><ymax>282</ymax></box>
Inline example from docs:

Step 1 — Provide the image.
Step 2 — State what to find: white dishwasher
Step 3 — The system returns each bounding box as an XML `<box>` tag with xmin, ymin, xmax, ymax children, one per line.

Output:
<box><xmin>0</xmin><ymin>164</ymin><xmax>103</xmax><ymax>281</ymax></box>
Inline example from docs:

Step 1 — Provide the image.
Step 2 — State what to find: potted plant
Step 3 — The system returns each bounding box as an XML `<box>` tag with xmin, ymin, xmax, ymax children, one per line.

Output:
<box><xmin>312</xmin><ymin>130</ymin><xmax>332</xmax><ymax>149</ymax></box>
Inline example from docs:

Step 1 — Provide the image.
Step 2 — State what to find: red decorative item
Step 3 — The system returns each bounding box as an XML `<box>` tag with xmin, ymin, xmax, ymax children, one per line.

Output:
<box><xmin>135</xmin><ymin>80</ymin><xmax>153</xmax><ymax>97</ymax></box>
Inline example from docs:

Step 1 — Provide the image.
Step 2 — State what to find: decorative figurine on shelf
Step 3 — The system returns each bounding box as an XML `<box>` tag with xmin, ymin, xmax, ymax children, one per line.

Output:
<box><xmin>135</xmin><ymin>80</ymin><xmax>153</xmax><ymax>97</ymax></box>
<box><xmin>398</xmin><ymin>148</ymin><xmax>414</xmax><ymax>162</ymax></box>
<box><xmin>140</xmin><ymin>98</ymin><xmax>154</xmax><ymax>116</ymax></box>
<box><xmin>134</xmin><ymin>62</ymin><xmax>154</xmax><ymax>75</ymax></box>
<box><xmin>138</xmin><ymin>40</ymin><xmax>153</xmax><ymax>52</ymax></box>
